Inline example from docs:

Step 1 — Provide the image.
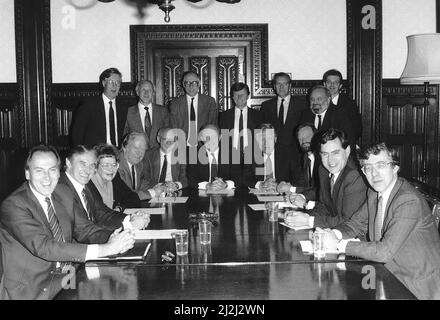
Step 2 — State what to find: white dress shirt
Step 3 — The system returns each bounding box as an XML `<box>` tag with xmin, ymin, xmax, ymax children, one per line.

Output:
<box><xmin>254</xmin><ymin>152</ymin><xmax>276</xmax><ymax>188</ymax></box>
<box><xmin>102</xmin><ymin>94</ymin><xmax>119</xmax><ymax>145</ymax></box>
<box><xmin>186</xmin><ymin>94</ymin><xmax>199</xmax><ymax>146</ymax></box>
<box><xmin>198</xmin><ymin>148</ymin><xmax>235</xmax><ymax>189</ymax></box>
<box><xmin>138</xmin><ymin>102</ymin><xmax>153</xmax><ymax>132</ymax></box>
<box><xmin>332</xmin><ymin>94</ymin><xmax>340</xmax><ymax>106</ymax></box>
<box><xmin>314</xmin><ymin>109</ymin><xmax>328</xmax><ymax>130</ymax></box>
<box><xmin>233</xmin><ymin>106</ymin><xmax>249</xmax><ymax>149</ymax></box>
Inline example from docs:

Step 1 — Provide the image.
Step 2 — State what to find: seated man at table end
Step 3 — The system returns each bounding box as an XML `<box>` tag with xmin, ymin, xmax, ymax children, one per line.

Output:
<box><xmin>187</xmin><ymin>124</ymin><xmax>235</xmax><ymax>191</ymax></box>
<box><xmin>318</xmin><ymin>142</ymin><xmax>440</xmax><ymax>300</ymax></box>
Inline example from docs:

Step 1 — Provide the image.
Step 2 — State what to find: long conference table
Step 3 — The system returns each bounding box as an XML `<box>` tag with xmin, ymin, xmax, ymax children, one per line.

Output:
<box><xmin>55</xmin><ymin>188</ymin><xmax>416</xmax><ymax>300</ymax></box>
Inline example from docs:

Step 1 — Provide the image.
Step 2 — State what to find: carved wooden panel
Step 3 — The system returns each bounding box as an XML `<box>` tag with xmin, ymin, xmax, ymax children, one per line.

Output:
<box><xmin>162</xmin><ymin>57</ymin><xmax>184</xmax><ymax>106</ymax></box>
<box><xmin>189</xmin><ymin>56</ymin><xmax>210</xmax><ymax>96</ymax></box>
<box><xmin>216</xmin><ymin>56</ymin><xmax>238</xmax><ymax>111</ymax></box>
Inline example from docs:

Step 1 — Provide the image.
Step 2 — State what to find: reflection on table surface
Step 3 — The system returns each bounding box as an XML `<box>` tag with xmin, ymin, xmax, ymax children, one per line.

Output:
<box><xmin>55</xmin><ymin>187</ymin><xmax>416</xmax><ymax>300</ymax></box>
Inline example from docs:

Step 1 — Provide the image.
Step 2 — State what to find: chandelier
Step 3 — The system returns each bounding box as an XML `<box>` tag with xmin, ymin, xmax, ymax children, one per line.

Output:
<box><xmin>95</xmin><ymin>0</ymin><xmax>242</xmax><ymax>23</ymax></box>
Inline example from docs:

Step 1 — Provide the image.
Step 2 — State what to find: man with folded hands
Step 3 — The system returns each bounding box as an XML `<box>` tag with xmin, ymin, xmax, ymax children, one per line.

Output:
<box><xmin>287</xmin><ymin>128</ymin><xmax>368</xmax><ymax>228</ymax></box>
<box><xmin>187</xmin><ymin>124</ymin><xmax>235</xmax><ymax>191</ymax></box>
<box><xmin>253</xmin><ymin>123</ymin><xmax>303</xmax><ymax>193</ymax></box>
<box><xmin>317</xmin><ymin>142</ymin><xmax>440</xmax><ymax>300</ymax></box>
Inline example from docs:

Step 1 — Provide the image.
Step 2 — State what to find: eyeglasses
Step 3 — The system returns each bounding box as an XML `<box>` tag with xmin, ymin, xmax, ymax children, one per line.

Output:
<box><xmin>78</xmin><ymin>161</ymin><xmax>97</xmax><ymax>171</ymax></box>
<box><xmin>107</xmin><ymin>79</ymin><xmax>121</xmax><ymax>86</ymax></box>
<box><xmin>361</xmin><ymin>161</ymin><xmax>394</xmax><ymax>175</ymax></box>
<box><xmin>183</xmin><ymin>81</ymin><xmax>200</xmax><ymax>87</ymax></box>
<box><xmin>100</xmin><ymin>163</ymin><xmax>119</xmax><ymax>170</ymax></box>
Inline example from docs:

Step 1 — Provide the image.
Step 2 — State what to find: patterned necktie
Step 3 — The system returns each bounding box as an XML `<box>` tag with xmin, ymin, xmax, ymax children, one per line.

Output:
<box><xmin>279</xmin><ymin>98</ymin><xmax>285</xmax><ymax>125</ymax></box>
<box><xmin>330</xmin><ymin>173</ymin><xmax>335</xmax><ymax>195</ymax></box>
<box><xmin>305</xmin><ymin>155</ymin><xmax>312</xmax><ymax>186</ymax></box>
<box><xmin>264</xmin><ymin>154</ymin><xmax>274</xmax><ymax>180</ymax></box>
<box><xmin>188</xmin><ymin>97</ymin><xmax>197</xmax><ymax>146</ymax></box>
<box><xmin>109</xmin><ymin>101</ymin><xmax>117</xmax><ymax>146</ymax></box>
<box><xmin>144</xmin><ymin>106</ymin><xmax>152</xmax><ymax>138</ymax></box>
<box><xmin>81</xmin><ymin>188</ymin><xmax>92</xmax><ymax>221</ymax></box>
<box><xmin>317</xmin><ymin>114</ymin><xmax>322</xmax><ymax>130</ymax></box>
<box><xmin>159</xmin><ymin>154</ymin><xmax>167</xmax><ymax>183</ymax></box>
<box><xmin>131</xmin><ymin>164</ymin><xmax>136</xmax><ymax>190</ymax></box>
<box><xmin>45</xmin><ymin>197</ymin><xmax>64</xmax><ymax>242</ymax></box>
<box><xmin>210</xmin><ymin>152</ymin><xmax>218</xmax><ymax>182</ymax></box>
<box><xmin>374</xmin><ymin>195</ymin><xmax>384</xmax><ymax>241</ymax></box>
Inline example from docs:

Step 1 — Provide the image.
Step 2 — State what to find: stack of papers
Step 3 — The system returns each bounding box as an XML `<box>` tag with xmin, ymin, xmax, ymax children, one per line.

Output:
<box><xmin>149</xmin><ymin>197</ymin><xmax>189</xmax><ymax>203</ymax></box>
<box><xmin>205</xmin><ymin>189</ymin><xmax>234</xmax><ymax>195</ymax></box>
<box><xmin>256</xmin><ymin>195</ymin><xmax>286</xmax><ymax>202</ymax></box>
<box><xmin>123</xmin><ymin>208</ymin><xmax>165</xmax><ymax>215</ymax></box>
<box><xmin>299</xmin><ymin>240</ymin><xmax>339</xmax><ymax>254</ymax></box>
<box><xmin>249</xmin><ymin>188</ymin><xmax>279</xmax><ymax>195</ymax></box>
<box><xmin>279</xmin><ymin>222</ymin><xmax>311</xmax><ymax>231</ymax></box>
<box><xmin>248</xmin><ymin>204</ymin><xmax>267</xmax><ymax>211</ymax></box>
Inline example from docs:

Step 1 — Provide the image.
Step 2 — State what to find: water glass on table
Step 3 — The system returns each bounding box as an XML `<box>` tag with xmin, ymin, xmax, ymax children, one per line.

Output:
<box><xmin>198</xmin><ymin>220</ymin><xmax>212</xmax><ymax>245</ymax></box>
<box><xmin>173</xmin><ymin>230</ymin><xmax>188</xmax><ymax>256</ymax></box>
<box><xmin>265</xmin><ymin>201</ymin><xmax>279</xmax><ymax>222</ymax></box>
<box><xmin>312</xmin><ymin>230</ymin><xmax>325</xmax><ymax>258</ymax></box>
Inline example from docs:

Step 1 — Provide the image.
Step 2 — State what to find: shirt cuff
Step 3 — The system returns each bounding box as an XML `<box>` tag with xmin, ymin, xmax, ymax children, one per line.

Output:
<box><xmin>333</xmin><ymin>229</ymin><xmax>343</xmax><ymax>240</ymax></box>
<box><xmin>255</xmin><ymin>181</ymin><xmax>262</xmax><ymax>189</ymax></box>
<box><xmin>198</xmin><ymin>182</ymin><xmax>208</xmax><ymax>189</ymax></box>
<box><xmin>122</xmin><ymin>215</ymin><xmax>133</xmax><ymax>230</ymax></box>
<box><xmin>289</xmin><ymin>186</ymin><xmax>297</xmax><ymax>193</ymax></box>
<box><xmin>148</xmin><ymin>188</ymin><xmax>156</xmax><ymax>198</ymax></box>
<box><xmin>85</xmin><ymin>265</ymin><xmax>101</xmax><ymax>280</ymax></box>
<box><xmin>337</xmin><ymin>238</ymin><xmax>360</xmax><ymax>253</ymax></box>
<box><xmin>85</xmin><ymin>244</ymin><xmax>100</xmax><ymax>261</ymax></box>
<box><xmin>176</xmin><ymin>182</ymin><xmax>182</xmax><ymax>190</ymax></box>
<box><xmin>309</xmin><ymin>216</ymin><xmax>314</xmax><ymax>228</ymax></box>
<box><xmin>305</xmin><ymin>201</ymin><xmax>315</xmax><ymax>210</ymax></box>
<box><xmin>226</xmin><ymin>180</ymin><xmax>235</xmax><ymax>189</ymax></box>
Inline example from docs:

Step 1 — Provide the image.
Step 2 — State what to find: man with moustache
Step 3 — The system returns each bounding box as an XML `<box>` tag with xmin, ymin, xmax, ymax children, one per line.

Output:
<box><xmin>299</xmin><ymin>85</ymin><xmax>355</xmax><ymax>151</ymax></box>
<box><xmin>288</xmin><ymin>129</ymin><xmax>368</xmax><ymax>228</ymax></box>
<box><xmin>71</xmin><ymin>67</ymin><xmax>128</xmax><ymax>148</ymax></box>
<box><xmin>124</xmin><ymin>80</ymin><xmax>170</xmax><ymax>149</ymax></box>
<box><xmin>58</xmin><ymin>145</ymin><xmax>150</xmax><ymax>231</ymax></box>
<box><xmin>319</xmin><ymin>142</ymin><xmax>440</xmax><ymax>300</ymax></box>
<box><xmin>0</xmin><ymin>145</ymin><xmax>135</xmax><ymax>299</ymax></box>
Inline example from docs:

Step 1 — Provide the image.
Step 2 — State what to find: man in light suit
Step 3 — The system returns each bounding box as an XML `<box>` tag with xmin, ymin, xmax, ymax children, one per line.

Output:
<box><xmin>260</xmin><ymin>72</ymin><xmax>306</xmax><ymax>153</ymax></box>
<box><xmin>169</xmin><ymin>71</ymin><xmax>218</xmax><ymax>147</ymax></box>
<box><xmin>123</xmin><ymin>80</ymin><xmax>170</xmax><ymax>149</ymax></box>
<box><xmin>323</xmin><ymin>69</ymin><xmax>362</xmax><ymax>142</ymax></box>
<box><xmin>0</xmin><ymin>145</ymin><xmax>135</xmax><ymax>300</ymax></box>
<box><xmin>321</xmin><ymin>142</ymin><xmax>440</xmax><ymax>300</ymax></box>
<box><xmin>71</xmin><ymin>67</ymin><xmax>128</xmax><ymax>148</ymax></box>
<box><xmin>58</xmin><ymin>145</ymin><xmax>149</xmax><ymax>231</ymax></box>
<box><xmin>288</xmin><ymin>128</ymin><xmax>368</xmax><ymax>228</ymax></box>
<box><xmin>143</xmin><ymin>127</ymin><xmax>188</xmax><ymax>195</ymax></box>
<box><xmin>118</xmin><ymin>132</ymin><xmax>165</xmax><ymax>200</ymax></box>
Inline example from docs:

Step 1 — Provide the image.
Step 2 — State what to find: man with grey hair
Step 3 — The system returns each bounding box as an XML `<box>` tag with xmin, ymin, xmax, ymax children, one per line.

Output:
<box><xmin>124</xmin><ymin>80</ymin><xmax>170</xmax><ymax>149</ymax></box>
<box><xmin>299</xmin><ymin>85</ymin><xmax>355</xmax><ymax>150</ymax></box>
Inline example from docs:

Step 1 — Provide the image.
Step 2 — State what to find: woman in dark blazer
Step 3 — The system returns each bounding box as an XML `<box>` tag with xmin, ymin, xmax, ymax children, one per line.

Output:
<box><xmin>88</xmin><ymin>143</ymin><xmax>141</xmax><ymax>210</ymax></box>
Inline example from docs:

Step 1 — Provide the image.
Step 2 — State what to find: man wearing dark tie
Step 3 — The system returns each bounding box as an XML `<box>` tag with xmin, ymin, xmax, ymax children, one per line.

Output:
<box><xmin>58</xmin><ymin>145</ymin><xmax>149</xmax><ymax>231</ymax></box>
<box><xmin>320</xmin><ymin>142</ymin><xmax>440</xmax><ymax>300</ymax></box>
<box><xmin>143</xmin><ymin>128</ymin><xmax>188</xmax><ymax>196</ymax></box>
<box><xmin>288</xmin><ymin>128</ymin><xmax>367</xmax><ymax>228</ymax></box>
<box><xmin>299</xmin><ymin>85</ymin><xmax>355</xmax><ymax>150</ymax></box>
<box><xmin>260</xmin><ymin>72</ymin><xmax>305</xmax><ymax>153</ymax></box>
<box><xmin>323</xmin><ymin>69</ymin><xmax>362</xmax><ymax>142</ymax></box>
<box><xmin>187</xmin><ymin>124</ymin><xmax>235</xmax><ymax>191</ymax></box>
<box><xmin>170</xmin><ymin>71</ymin><xmax>218</xmax><ymax>148</ymax></box>
<box><xmin>123</xmin><ymin>80</ymin><xmax>170</xmax><ymax>149</ymax></box>
<box><xmin>0</xmin><ymin>145</ymin><xmax>135</xmax><ymax>299</ymax></box>
<box><xmin>71</xmin><ymin>67</ymin><xmax>128</xmax><ymax>148</ymax></box>
<box><xmin>219</xmin><ymin>82</ymin><xmax>263</xmax><ymax>187</ymax></box>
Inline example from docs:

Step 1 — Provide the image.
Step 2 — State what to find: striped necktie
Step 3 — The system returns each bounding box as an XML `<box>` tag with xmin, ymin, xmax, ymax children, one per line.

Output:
<box><xmin>81</xmin><ymin>188</ymin><xmax>92</xmax><ymax>221</ymax></box>
<box><xmin>45</xmin><ymin>197</ymin><xmax>64</xmax><ymax>242</ymax></box>
<box><xmin>374</xmin><ymin>195</ymin><xmax>384</xmax><ymax>241</ymax></box>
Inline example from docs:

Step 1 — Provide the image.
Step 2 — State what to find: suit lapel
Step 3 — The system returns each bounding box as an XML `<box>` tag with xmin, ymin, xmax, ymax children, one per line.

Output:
<box><xmin>116</xmin><ymin>97</ymin><xmax>126</xmax><ymax>142</ymax></box>
<box><xmin>52</xmin><ymin>191</ymin><xmax>72</xmax><ymax>241</ymax></box>
<box><xmin>381</xmin><ymin>178</ymin><xmax>404</xmax><ymax>236</ymax></box>
<box><xmin>285</xmin><ymin>96</ymin><xmax>296</xmax><ymax>125</ymax></box>
<box><xmin>153</xmin><ymin>148</ymin><xmax>161</xmax><ymax>181</ymax></box>
<box><xmin>132</xmin><ymin>105</ymin><xmax>144</xmax><ymax>133</ymax></box>
<box><xmin>118</xmin><ymin>156</ymin><xmax>131</xmax><ymax>188</ymax></box>
<box><xmin>25</xmin><ymin>183</ymin><xmax>53</xmax><ymax>235</ymax></box>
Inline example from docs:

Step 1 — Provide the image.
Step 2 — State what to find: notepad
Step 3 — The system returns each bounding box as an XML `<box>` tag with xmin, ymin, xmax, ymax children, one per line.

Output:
<box><xmin>87</xmin><ymin>242</ymin><xmax>151</xmax><ymax>261</ymax></box>
<box><xmin>256</xmin><ymin>195</ymin><xmax>286</xmax><ymax>202</ymax></box>
<box><xmin>249</xmin><ymin>188</ymin><xmax>279</xmax><ymax>195</ymax></box>
<box><xmin>149</xmin><ymin>197</ymin><xmax>188</xmax><ymax>203</ymax></box>
<box><xmin>248</xmin><ymin>204</ymin><xmax>267</xmax><ymax>211</ymax></box>
<box><xmin>279</xmin><ymin>222</ymin><xmax>312</xmax><ymax>231</ymax></box>
<box><xmin>299</xmin><ymin>240</ymin><xmax>339</xmax><ymax>254</ymax></box>
<box><xmin>123</xmin><ymin>208</ymin><xmax>166</xmax><ymax>215</ymax></box>
<box><xmin>134</xmin><ymin>229</ymin><xmax>186</xmax><ymax>240</ymax></box>
<box><xmin>205</xmin><ymin>189</ymin><xmax>235</xmax><ymax>195</ymax></box>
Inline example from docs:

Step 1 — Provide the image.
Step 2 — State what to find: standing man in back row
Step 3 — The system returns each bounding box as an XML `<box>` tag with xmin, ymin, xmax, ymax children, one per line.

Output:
<box><xmin>169</xmin><ymin>71</ymin><xmax>218</xmax><ymax>148</ymax></box>
<box><xmin>71</xmin><ymin>67</ymin><xmax>128</xmax><ymax>148</ymax></box>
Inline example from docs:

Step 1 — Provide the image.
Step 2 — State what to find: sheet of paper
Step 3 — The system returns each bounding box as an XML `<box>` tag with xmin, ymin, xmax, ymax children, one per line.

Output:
<box><xmin>149</xmin><ymin>197</ymin><xmax>189</xmax><ymax>203</ymax></box>
<box><xmin>299</xmin><ymin>240</ymin><xmax>340</xmax><ymax>254</ymax></box>
<box><xmin>248</xmin><ymin>188</ymin><xmax>279</xmax><ymax>195</ymax></box>
<box><xmin>123</xmin><ymin>208</ymin><xmax>166</xmax><ymax>215</ymax></box>
<box><xmin>279</xmin><ymin>222</ymin><xmax>312</xmax><ymax>231</ymax></box>
<box><xmin>205</xmin><ymin>189</ymin><xmax>235</xmax><ymax>195</ymax></box>
<box><xmin>256</xmin><ymin>195</ymin><xmax>285</xmax><ymax>202</ymax></box>
<box><xmin>134</xmin><ymin>229</ymin><xmax>186</xmax><ymax>240</ymax></box>
<box><xmin>248</xmin><ymin>204</ymin><xmax>267</xmax><ymax>211</ymax></box>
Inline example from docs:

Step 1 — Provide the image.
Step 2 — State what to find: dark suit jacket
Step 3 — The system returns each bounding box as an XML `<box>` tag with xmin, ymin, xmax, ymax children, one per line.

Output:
<box><xmin>0</xmin><ymin>182</ymin><xmax>111</xmax><ymax>300</ymax></box>
<box><xmin>219</xmin><ymin>107</ymin><xmax>263</xmax><ymax>187</ymax></box>
<box><xmin>310</xmin><ymin>158</ymin><xmax>368</xmax><ymax>228</ymax></box>
<box><xmin>118</xmin><ymin>153</ymin><xmax>152</xmax><ymax>200</ymax></box>
<box><xmin>88</xmin><ymin>172</ymin><xmax>141</xmax><ymax>210</ymax></box>
<box><xmin>260</xmin><ymin>95</ymin><xmax>306</xmax><ymax>148</ymax></box>
<box><xmin>144</xmin><ymin>147</ymin><xmax>188</xmax><ymax>188</ymax></box>
<box><xmin>336</xmin><ymin>177</ymin><xmax>440</xmax><ymax>300</ymax></box>
<box><xmin>123</xmin><ymin>103</ymin><xmax>170</xmax><ymax>149</ymax></box>
<box><xmin>169</xmin><ymin>93</ymin><xmax>218</xmax><ymax>138</ymax></box>
<box><xmin>334</xmin><ymin>93</ymin><xmax>362</xmax><ymax>142</ymax></box>
<box><xmin>252</xmin><ymin>144</ymin><xmax>304</xmax><ymax>186</ymax></box>
<box><xmin>296</xmin><ymin>151</ymin><xmax>320</xmax><ymax>200</ymax></box>
<box><xmin>299</xmin><ymin>105</ymin><xmax>355</xmax><ymax>149</ymax></box>
<box><xmin>186</xmin><ymin>145</ymin><xmax>232</xmax><ymax>188</ymax></box>
<box><xmin>58</xmin><ymin>172</ymin><xmax>125</xmax><ymax>231</ymax></box>
<box><xmin>70</xmin><ymin>95</ymin><xmax>128</xmax><ymax>148</ymax></box>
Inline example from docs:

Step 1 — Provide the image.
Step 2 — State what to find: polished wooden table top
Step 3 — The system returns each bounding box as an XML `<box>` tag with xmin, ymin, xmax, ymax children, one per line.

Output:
<box><xmin>55</xmin><ymin>188</ymin><xmax>416</xmax><ymax>300</ymax></box>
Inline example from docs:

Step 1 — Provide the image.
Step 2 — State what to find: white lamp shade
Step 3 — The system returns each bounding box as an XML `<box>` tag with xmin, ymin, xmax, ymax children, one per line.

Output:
<box><xmin>400</xmin><ymin>33</ymin><xmax>440</xmax><ymax>85</ymax></box>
